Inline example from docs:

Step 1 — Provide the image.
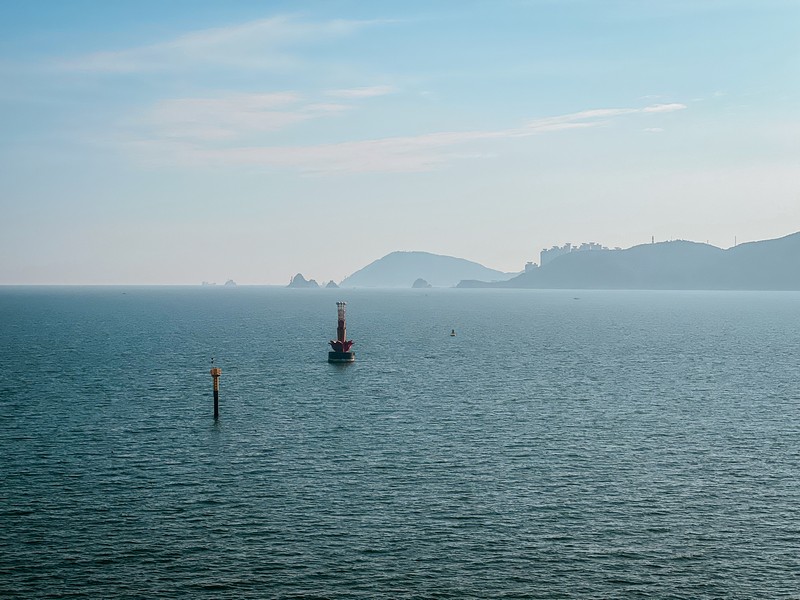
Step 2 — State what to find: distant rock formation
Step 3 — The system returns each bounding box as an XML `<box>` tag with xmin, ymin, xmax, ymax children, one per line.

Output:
<box><xmin>412</xmin><ymin>278</ymin><xmax>432</xmax><ymax>288</ymax></box>
<box><xmin>288</xmin><ymin>273</ymin><xmax>319</xmax><ymax>288</ymax></box>
<box><xmin>458</xmin><ymin>232</ymin><xmax>800</xmax><ymax>290</ymax></box>
<box><xmin>340</xmin><ymin>251</ymin><xmax>516</xmax><ymax>288</ymax></box>
<box><xmin>325</xmin><ymin>280</ymin><xmax>339</xmax><ymax>289</ymax></box>
<box><xmin>224</xmin><ymin>279</ymin><xmax>237</xmax><ymax>286</ymax></box>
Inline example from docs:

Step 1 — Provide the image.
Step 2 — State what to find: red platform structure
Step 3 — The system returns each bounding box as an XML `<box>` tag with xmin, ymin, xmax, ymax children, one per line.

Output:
<box><xmin>328</xmin><ymin>301</ymin><xmax>355</xmax><ymax>362</ymax></box>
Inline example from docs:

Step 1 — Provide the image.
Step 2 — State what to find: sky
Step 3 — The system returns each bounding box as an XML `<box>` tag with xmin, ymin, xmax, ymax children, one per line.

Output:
<box><xmin>1</xmin><ymin>0</ymin><xmax>798</xmax><ymax>284</ymax></box>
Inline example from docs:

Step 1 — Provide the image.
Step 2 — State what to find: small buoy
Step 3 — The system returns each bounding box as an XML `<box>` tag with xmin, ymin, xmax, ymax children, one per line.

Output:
<box><xmin>450</xmin><ymin>329</ymin><xmax>456</xmax><ymax>336</ymax></box>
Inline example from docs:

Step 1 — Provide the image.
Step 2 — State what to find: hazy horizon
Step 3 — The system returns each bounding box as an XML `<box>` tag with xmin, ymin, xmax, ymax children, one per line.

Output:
<box><xmin>2</xmin><ymin>232</ymin><xmax>798</xmax><ymax>287</ymax></box>
<box><xmin>2</xmin><ymin>1</ymin><xmax>798</xmax><ymax>284</ymax></box>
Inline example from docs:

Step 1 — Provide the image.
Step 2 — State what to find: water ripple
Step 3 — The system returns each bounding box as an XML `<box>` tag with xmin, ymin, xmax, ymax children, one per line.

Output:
<box><xmin>1</xmin><ymin>288</ymin><xmax>799</xmax><ymax>598</ymax></box>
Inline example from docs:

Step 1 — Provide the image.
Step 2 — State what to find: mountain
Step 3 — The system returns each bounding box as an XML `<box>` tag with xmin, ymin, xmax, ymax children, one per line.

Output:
<box><xmin>458</xmin><ymin>232</ymin><xmax>800</xmax><ymax>290</ymax></box>
<box><xmin>340</xmin><ymin>251</ymin><xmax>516</xmax><ymax>288</ymax></box>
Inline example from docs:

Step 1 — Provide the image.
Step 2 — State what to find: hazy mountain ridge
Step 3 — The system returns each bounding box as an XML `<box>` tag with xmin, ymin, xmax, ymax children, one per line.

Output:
<box><xmin>458</xmin><ymin>232</ymin><xmax>800</xmax><ymax>290</ymax></box>
<box><xmin>340</xmin><ymin>251</ymin><xmax>516</xmax><ymax>288</ymax></box>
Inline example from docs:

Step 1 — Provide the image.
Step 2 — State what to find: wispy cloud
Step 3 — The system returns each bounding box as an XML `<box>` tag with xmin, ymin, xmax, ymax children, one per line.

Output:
<box><xmin>642</xmin><ymin>103</ymin><xmax>686</xmax><ymax>113</ymax></box>
<box><xmin>56</xmin><ymin>15</ymin><xmax>387</xmax><ymax>73</ymax></box>
<box><xmin>140</xmin><ymin>92</ymin><xmax>351</xmax><ymax>141</ymax></box>
<box><xmin>498</xmin><ymin>103</ymin><xmax>683</xmax><ymax>139</ymax></box>
<box><xmin>325</xmin><ymin>85</ymin><xmax>396</xmax><ymax>98</ymax></box>
<box><xmin>126</xmin><ymin>101</ymin><xmax>688</xmax><ymax>173</ymax></box>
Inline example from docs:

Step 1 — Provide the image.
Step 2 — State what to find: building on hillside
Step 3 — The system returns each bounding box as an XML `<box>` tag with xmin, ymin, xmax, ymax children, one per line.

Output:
<box><xmin>540</xmin><ymin>242</ymin><xmax>610</xmax><ymax>266</ymax></box>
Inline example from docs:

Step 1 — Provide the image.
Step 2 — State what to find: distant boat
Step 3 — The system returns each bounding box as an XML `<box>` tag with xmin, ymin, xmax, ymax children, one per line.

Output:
<box><xmin>450</xmin><ymin>329</ymin><xmax>456</xmax><ymax>336</ymax></box>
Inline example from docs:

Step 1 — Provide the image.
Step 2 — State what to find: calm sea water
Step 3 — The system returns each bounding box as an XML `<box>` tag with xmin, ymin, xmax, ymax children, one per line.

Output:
<box><xmin>1</xmin><ymin>287</ymin><xmax>799</xmax><ymax>599</ymax></box>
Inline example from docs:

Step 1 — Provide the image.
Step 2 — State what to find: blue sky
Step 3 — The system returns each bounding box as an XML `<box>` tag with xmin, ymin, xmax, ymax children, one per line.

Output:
<box><xmin>1</xmin><ymin>0</ymin><xmax>798</xmax><ymax>284</ymax></box>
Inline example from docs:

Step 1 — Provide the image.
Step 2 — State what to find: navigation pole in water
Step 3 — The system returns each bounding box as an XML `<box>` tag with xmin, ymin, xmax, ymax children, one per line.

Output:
<box><xmin>328</xmin><ymin>301</ymin><xmax>355</xmax><ymax>363</ymax></box>
<box><xmin>210</xmin><ymin>359</ymin><xmax>222</xmax><ymax>419</ymax></box>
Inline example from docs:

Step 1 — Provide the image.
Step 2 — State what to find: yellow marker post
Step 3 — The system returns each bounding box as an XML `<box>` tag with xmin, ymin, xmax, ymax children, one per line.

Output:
<box><xmin>210</xmin><ymin>367</ymin><xmax>222</xmax><ymax>419</ymax></box>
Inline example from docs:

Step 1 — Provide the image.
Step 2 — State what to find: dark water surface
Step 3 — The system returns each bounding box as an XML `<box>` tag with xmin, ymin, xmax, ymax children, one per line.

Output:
<box><xmin>1</xmin><ymin>287</ymin><xmax>799</xmax><ymax>599</ymax></box>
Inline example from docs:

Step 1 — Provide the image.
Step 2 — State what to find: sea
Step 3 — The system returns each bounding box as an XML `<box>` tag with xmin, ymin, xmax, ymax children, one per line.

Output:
<box><xmin>1</xmin><ymin>286</ymin><xmax>799</xmax><ymax>599</ymax></box>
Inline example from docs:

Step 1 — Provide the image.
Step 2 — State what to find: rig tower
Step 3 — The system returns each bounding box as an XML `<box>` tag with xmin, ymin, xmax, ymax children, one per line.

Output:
<box><xmin>328</xmin><ymin>301</ymin><xmax>355</xmax><ymax>363</ymax></box>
